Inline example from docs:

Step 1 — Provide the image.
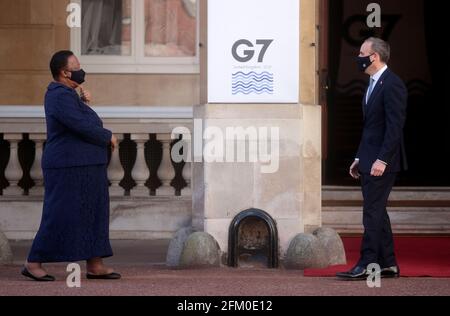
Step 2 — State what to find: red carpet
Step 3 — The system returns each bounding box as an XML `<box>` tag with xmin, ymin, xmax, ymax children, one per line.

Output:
<box><xmin>304</xmin><ymin>236</ymin><xmax>450</xmax><ymax>277</ymax></box>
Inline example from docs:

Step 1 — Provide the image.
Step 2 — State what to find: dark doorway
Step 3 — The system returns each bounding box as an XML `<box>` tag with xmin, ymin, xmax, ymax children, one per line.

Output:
<box><xmin>321</xmin><ymin>0</ymin><xmax>450</xmax><ymax>186</ymax></box>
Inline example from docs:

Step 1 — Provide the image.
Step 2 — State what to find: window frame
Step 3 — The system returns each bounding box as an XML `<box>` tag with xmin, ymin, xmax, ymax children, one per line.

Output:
<box><xmin>70</xmin><ymin>0</ymin><xmax>200</xmax><ymax>74</ymax></box>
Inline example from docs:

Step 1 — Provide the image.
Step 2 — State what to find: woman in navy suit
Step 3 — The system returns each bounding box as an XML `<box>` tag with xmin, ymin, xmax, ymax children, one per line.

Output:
<box><xmin>22</xmin><ymin>51</ymin><xmax>120</xmax><ymax>281</ymax></box>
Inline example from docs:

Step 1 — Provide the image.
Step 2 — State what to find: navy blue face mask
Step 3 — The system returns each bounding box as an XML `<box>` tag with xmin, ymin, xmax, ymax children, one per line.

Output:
<box><xmin>68</xmin><ymin>69</ymin><xmax>86</xmax><ymax>84</ymax></box>
<box><xmin>357</xmin><ymin>54</ymin><xmax>374</xmax><ymax>72</ymax></box>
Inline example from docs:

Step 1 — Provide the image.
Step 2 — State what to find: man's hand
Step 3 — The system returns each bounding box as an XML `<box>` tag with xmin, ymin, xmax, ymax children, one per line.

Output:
<box><xmin>349</xmin><ymin>160</ymin><xmax>360</xmax><ymax>179</ymax></box>
<box><xmin>371</xmin><ymin>160</ymin><xmax>387</xmax><ymax>177</ymax></box>
<box><xmin>111</xmin><ymin>134</ymin><xmax>118</xmax><ymax>152</ymax></box>
<box><xmin>80</xmin><ymin>86</ymin><xmax>92</xmax><ymax>104</ymax></box>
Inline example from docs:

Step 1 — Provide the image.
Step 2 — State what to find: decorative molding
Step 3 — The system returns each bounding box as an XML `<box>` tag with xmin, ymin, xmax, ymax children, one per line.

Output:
<box><xmin>81</xmin><ymin>63</ymin><xmax>200</xmax><ymax>74</ymax></box>
<box><xmin>0</xmin><ymin>106</ymin><xmax>194</xmax><ymax>119</ymax></box>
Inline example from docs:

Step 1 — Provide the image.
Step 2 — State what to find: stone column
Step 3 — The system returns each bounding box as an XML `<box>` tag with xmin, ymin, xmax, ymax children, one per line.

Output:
<box><xmin>108</xmin><ymin>134</ymin><xmax>125</xmax><ymax>196</ymax></box>
<box><xmin>29</xmin><ymin>134</ymin><xmax>46</xmax><ymax>196</ymax></box>
<box><xmin>181</xmin><ymin>160</ymin><xmax>192</xmax><ymax>196</ymax></box>
<box><xmin>192</xmin><ymin>0</ymin><xmax>322</xmax><ymax>259</ymax></box>
<box><xmin>157</xmin><ymin>134</ymin><xmax>176</xmax><ymax>196</ymax></box>
<box><xmin>3</xmin><ymin>134</ymin><xmax>23</xmax><ymax>196</ymax></box>
<box><xmin>131</xmin><ymin>134</ymin><xmax>150</xmax><ymax>196</ymax></box>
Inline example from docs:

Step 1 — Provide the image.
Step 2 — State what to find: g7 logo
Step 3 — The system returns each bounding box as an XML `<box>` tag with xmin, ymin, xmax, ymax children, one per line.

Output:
<box><xmin>232</xmin><ymin>39</ymin><xmax>274</xmax><ymax>63</ymax></box>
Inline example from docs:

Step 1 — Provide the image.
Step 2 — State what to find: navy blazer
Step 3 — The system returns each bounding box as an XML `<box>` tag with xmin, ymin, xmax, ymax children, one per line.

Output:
<box><xmin>42</xmin><ymin>82</ymin><xmax>112</xmax><ymax>169</ymax></box>
<box><xmin>356</xmin><ymin>68</ymin><xmax>408</xmax><ymax>173</ymax></box>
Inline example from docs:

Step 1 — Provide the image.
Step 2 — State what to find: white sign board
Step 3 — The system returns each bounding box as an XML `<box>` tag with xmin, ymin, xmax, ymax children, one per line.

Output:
<box><xmin>207</xmin><ymin>0</ymin><xmax>300</xmax><ymax>104</ymax></box>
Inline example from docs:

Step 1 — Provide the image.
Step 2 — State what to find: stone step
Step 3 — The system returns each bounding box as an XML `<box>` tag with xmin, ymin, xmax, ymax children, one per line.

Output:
<box><xmin>322</xmin><ymin>186</ymin><xmax>450</xmax><ymax>234</ymax></box>
<box><xmin>323</xmin><ymin>186</ymin><xmax>450</xmax><ymax>202</ymax></box>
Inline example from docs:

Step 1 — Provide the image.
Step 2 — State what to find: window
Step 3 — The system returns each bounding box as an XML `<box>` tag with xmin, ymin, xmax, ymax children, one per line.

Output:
<box><xmin>81</xmin><ymin>0</ymin><xmax>132</xmax><ymax>56</ymax></box>
<box><xmin>70</xmin><ymin>0</ymin><xmax>199</xmax><ymax>73</ymax></box>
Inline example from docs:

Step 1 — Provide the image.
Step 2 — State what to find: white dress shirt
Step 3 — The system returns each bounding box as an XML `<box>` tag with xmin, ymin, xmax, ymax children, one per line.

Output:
<box><xmin>366</xmin><ymin>64</ymin><xmax>388</xmax><ymax>103</ymax></box>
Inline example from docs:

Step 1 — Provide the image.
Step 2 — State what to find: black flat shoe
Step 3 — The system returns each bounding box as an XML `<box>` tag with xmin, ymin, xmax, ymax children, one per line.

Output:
<box><xmin>86</xmin><ymin>272</ymin><xmax>121</xmax><ymax>280</ymax></box>
<box><xmin>336</xmin><ymin>266</ymin><xmax>368</xmax><ymax>280</ymax></box>
<box><xmin>21</xmin><ymin>267</ymin><xmax>55</xmax><ymax>282</ymax></box>
<box><xmin>381</xmin><ymin>266</ymin><xmax>400</xmax><ymax>278</ymax></box>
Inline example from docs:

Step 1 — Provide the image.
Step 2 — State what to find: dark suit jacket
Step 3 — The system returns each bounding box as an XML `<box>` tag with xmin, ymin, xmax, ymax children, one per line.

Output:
<box><xmin>356</xmin><ymin>68</ymin><xmax>408</xmax><ymax>173</ymax></box>
<box><xmin>42</xmin><ymin>82</ymin><xmax>112</xmax><ymax>169</ymax></box>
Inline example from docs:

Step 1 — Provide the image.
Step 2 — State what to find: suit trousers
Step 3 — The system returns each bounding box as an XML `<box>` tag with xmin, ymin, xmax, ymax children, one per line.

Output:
<box><xmin>357</xmin><ymin>172</ymin><xmax>398</xmax><ymax>268</ymax></box>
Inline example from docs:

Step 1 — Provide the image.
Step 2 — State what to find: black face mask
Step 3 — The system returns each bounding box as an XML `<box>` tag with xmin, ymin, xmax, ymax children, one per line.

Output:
<box><xmin>68</xmin><ymin>69</ymin><xmax>86</xmax><ymax>84</ymax></box>
<box><xmin>356</xmin><ymin>54</ymin><xmax>374</xmax><ymax>72</ymax></box>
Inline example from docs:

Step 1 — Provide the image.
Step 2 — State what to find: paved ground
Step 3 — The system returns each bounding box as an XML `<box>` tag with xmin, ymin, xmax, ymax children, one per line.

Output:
<box><xmin>1</xmin><ymin>240</ymin><xmax>449</xmax><ymax>296</ymax></box>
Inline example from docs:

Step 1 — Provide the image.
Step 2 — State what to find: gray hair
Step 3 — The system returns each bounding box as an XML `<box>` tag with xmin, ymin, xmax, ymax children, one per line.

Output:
<box><xmin>365</xmin><ymin>37</ymin><xmax>390</xmax><ymax>64</ymax></box>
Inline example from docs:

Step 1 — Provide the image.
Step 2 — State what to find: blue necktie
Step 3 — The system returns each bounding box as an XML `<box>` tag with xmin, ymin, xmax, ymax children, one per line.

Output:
<box><xmin>366</xmin><ymin>78</ymin><xmax>375</xmax><ymax>103</ymax></box>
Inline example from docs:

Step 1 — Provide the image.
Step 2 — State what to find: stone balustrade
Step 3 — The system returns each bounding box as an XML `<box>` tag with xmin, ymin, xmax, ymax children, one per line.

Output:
<box><xmin>0</xmin><ymin>106</ymin><xmax>194</xmax><ymax>240</ymax></box>
<box><xmin>0</xmin><ymin>106</ymin><xmax>193</xmax><ymax>198</ymax></box>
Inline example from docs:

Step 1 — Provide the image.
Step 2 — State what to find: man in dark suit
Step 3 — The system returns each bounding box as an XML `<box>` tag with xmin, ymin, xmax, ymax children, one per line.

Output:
<box><xmin>337</xmin><ymin>37</ymin><xmax>408</xmax><ymax>280</ymax></box>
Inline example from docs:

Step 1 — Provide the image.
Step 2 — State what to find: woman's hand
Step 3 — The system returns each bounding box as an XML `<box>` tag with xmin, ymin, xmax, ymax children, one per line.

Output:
<box><xmin>80</xmin><ymin>86</ymin><xmax>92</xmax><ymax>104</ymax></box>
<box><xmin>111</xmin><ymin>134</ymin><xmax>118</xmax><ymax>152</ymax></box>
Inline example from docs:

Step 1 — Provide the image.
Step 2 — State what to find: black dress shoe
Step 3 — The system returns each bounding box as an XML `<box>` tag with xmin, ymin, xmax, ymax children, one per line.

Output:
<box><xmin>381</xmin><ymin>266</ymin><xmax>400</xmax><ymax>278</ymax></box>
<box><xmin>336</xmin><ymin>266</ymin><xmax>368</xmax><ymax>280</ymax></box>
<box><xmin>21</xmin><ymin>267</ymin><xmax>55</xmax><ymax>282</ymax></box>
<box><xmin>86</xmin><ymin>272</ymin><xmax>121</xmax><ymax>280</ymax></box>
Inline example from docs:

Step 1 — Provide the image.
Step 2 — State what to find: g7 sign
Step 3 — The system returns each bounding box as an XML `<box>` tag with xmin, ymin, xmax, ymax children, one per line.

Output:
<box><xmin>232</xmin><ymin>40</ymin><xmax>274</xmax><ymax>63</ymax></box>
<box><xmin>208</xmin><ymin>0</ymin><xmax>299</xmax><ymax>103</ymax></box>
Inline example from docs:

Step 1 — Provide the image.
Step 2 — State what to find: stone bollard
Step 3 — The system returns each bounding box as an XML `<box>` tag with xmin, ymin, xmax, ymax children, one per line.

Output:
<box><xmin>313</xmin><ymin>227</ymin><xmax>346</xmax><ymax>266</ymax></box>
<box><xmin>285</xmin><ymin>233</ymin><xmax>328</xmax><ymax>269</ymax></box>
<box><xmin>0</xmin><ymin>231</ymin><xmax>13</xmax><ymax>265</ymax></box>
<box><xmin>179</xmin><ymin>232</ymin><xmax>221</xmax><ymax>269</ymax></box>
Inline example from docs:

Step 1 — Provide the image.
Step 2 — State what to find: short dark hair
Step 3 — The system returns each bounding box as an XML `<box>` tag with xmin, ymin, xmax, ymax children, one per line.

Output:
<box><xmin>49</xmin><ymin>50</ymin><xmax>74</xmax><ymax>80</ymax></box>
<box><xmin>365</xmin><ymin>37</ymin><xmax>390</xmax><ymax>64</ymax></box>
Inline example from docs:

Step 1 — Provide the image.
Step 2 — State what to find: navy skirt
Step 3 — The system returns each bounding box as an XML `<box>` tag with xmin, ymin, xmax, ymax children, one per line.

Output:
<box><xmin>28</xmin><ymin>164</ymin><xmax>113</xmax><ymax>263</ymax></box>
